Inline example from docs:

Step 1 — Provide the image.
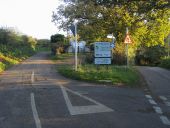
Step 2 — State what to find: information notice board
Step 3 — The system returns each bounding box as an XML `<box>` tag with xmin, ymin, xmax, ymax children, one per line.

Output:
<box><xmin>94</xmin><ymin>42</ymin><xmax>111</xmax><ymax>65</ymax></box>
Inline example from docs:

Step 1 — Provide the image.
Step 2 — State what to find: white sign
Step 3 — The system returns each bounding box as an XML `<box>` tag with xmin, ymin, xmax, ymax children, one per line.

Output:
<box><xmin>95</xmin><ymin>42</ymin><xmax>111</xmax><ymax>57</ymax></box>
<box><xmin>95</xmin><ymin>58</ymin><xmax>111</xmax><ymax>65</ymax></box>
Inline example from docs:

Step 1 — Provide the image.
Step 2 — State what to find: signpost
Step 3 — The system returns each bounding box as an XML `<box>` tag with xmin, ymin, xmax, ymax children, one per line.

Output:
<box><xmin>70</xmin><ymin>20</ymin><xmax>78</xmax><ymax>71</ymax></box>
<box><xmin>124</xmin><ymin>28</ymin><xmax>132</xmax><ymax>68</ymax></box>
<box><xmin>94</xmin><ymin>42</ymin><xmax>111</xmax><ymax>65</ymax></box>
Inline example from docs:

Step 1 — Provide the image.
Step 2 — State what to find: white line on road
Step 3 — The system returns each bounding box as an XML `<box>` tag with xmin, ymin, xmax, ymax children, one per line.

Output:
<box><xmin>153</xmin><ymin>106</ymin><xmax>163</xmax><ymax>114</ymax></box>
<box><xmin>159</xmin><ymin>96</ymin><xmax>170</xmax><ymax>107</ymax></box>
<box><xmin>145</xmin><ymin>94</ymin><xmax>170</xmax><ymax>125</ymax></box>
<box><xmin>148</xmin><ymin>99</ymin><xmax>157</xmax><ymax>105</ymax></box>
<box><xmin>159</xmin><ymin>96</ymin><xmax>167</xmax><ymax>101</ymax></box>
<box><xmin>60</xmin><ymin>86</ymin><xmax>113</xmax><ymax>115</ymax></box>
<box><xmin>31</xmin><ymin>71</ymin><xmax>35</xmax><ymax>83</ymax></box>
<box><xmin>145</xmin><ymin>95</ymin><xmax>152</xmax><ymax>99</ymax></box>
<box><xmin>160</xmin><ymin>116</ymin><xmax>170</xmax><ymax>125</ymax></box>
<box><xmin>165</xmin><ymin>101</ymin><xmax>170</xmax><ymax>107</ymax></box>
<box><xmin>30</xmin><ymin>93</ymin><xmax>42</xmax><ymax>128</ymax></box>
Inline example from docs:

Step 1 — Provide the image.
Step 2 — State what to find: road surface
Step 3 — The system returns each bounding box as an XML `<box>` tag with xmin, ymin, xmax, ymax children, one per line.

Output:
<box><xmin>0</xmin><ymin>52</ymin><xmax>169</xmax><ymax>128</ymax></box>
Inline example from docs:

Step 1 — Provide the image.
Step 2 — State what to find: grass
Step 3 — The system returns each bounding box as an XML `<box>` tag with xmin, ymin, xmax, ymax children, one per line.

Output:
<box><xmin>51</xmin><ymin>53</ymin><xmax>141</xmax><ymax>87</ymax></box>
<box><xmin>50</xmin><ymin>53</ymin><xmax>74</xmax><ymax>61</ymax></box>
<box><xmin>57</xmin><ymin>64</ymin><xmax>140</xmax><ymax>87</ymax></box>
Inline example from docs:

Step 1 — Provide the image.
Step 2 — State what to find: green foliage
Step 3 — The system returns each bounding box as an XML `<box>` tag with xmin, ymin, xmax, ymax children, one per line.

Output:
<box><xmin>112</xmin><ymin>43</ymin><xmax>126</xmax><ymax>65</ymax></box>
<box><xmin>50</xmin><ymin>34</ymin><xmax>67</xmax><ymax>55</ymax></box>
<box><xmin>135</xmin><ymin>46</ymin><xmax>166</xmax><ymax>65</ymax></box>
<box><xmin>35</xmin><ymin>39</ymin><xmax>51</xmax><ymax>51</ymax></box>
<box><xmin>159</xmin><ymin>57</ymin><xmax>170</xmax><ymax>69</ymax></box>
<box><xmin>50</xmin><ymin>34</ymin><xmax>64</xmax><ymax>43</ymax></box>
<box><xmin>53</xmin><ymin>1</ymin><xmax>170</xmax><ymax>65</ymax></box>
<box><xmin>0</xmin><ymin>62</ymin><xmax>5</xmax><ymax>72</ymax></box>
<box><xmin>0</xmin><ymin>28</ymin><xmax>37</xmax><ymax>49</ymax></box>
<box><xmin>57</xmin><ymin>64</ymin><xmax>140</xmax><ymax>86</ymax></box>
<box><xmin>0</xmin><ymin>27</ymin><xmax>37</xmax><ymax>73</ymax></box>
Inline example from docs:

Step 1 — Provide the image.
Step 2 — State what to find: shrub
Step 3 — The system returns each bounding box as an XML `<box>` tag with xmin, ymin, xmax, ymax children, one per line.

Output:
<box><xmin>0</xmin><ymin>62</ymin><xmax>5</xmax><ymax>72</ymax></box>
<box><xmin>159</xmin><ymin>57</ymin><xmax>170</xmax><ymax>69</ymax></box>
<box><xmin>135</xmin><ymin>45</ymin><xmax>166</xmax><ymax>66</ymax></box>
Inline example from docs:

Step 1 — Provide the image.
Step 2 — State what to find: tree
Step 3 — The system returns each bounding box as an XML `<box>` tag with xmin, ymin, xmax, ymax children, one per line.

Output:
<box><xmin>51</xmin><ymin>34</ymin><xmax>64</xmax><ymax>43</ymax></box>
<box><xmin>52</xmin><ymin>1</ymin><xmax>170</xmax><ymax>65</ymax></box>
<box><xmin>50</xmin><ymin>34</ymin><xmax>65</xmax><ymax>55</ymax></box>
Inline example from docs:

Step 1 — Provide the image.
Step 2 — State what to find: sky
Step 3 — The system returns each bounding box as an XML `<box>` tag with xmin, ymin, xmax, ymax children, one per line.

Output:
<box><xmin>0</xmin><ymin>0</ymin><xmax>64</xmax><ymax>39</ymax></box>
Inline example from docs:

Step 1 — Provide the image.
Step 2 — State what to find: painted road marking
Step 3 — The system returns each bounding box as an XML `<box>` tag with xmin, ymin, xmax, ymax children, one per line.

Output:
<box><xmin>153</xmin><ymin>106</ymin><xmax>163</xmax><ymax>114</ymax></box>
<box><xmin>60</xmin><ymin>86</ymin><xmax>114</xmax><ymax>115</ymax></box>
<box><xmin>160</xmin><ymin>116</ymin><xmax>170</xmax><ymax>125</ymax></box>
<box><xmin>31</xmin><ymin>71</ymin><xmax>35</xmax><ymax>83</ymax></box>
<box><xmin>148</xmin><ymin>99</ymin><xmax>157</xmax><ymax>105</ymax></box>
<box><xmin>145</xmin><ymin>94</ymin><xmax>170</xmax><ymax>125</ymax></box>
<box><xmin>159</xmin><ymin>96</ymin><xmax>170</xmax><ymax>107</ymax></box>
<box><xmin>30</xmin><ymin>93</ymin><xmax>42</xmax><ymax>128</ymax></box>
<box><xmin>159</xmin><ymin>96</ymin><xmax>167</xmax><ymax>101</ymax></box>
<box><xmin>165</xmin><ymin>101</ymin><xmax>170</xmax><ymax>107</ymax></box>
<box><xmin>145</xmin><ymin>95</ymin><xmax>152</xmax><ymax>99</ymax></box>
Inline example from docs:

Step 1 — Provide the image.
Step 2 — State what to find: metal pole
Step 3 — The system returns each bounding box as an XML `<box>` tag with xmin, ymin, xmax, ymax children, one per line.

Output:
<box><xmin>168</xmin><ymin>41</ymin><xmax>170</xmax><ymax>57</ymax></box>
<box><xmin>126</xmin><ymin>27</ymin><xmax>129</xmax><ymax>68</ymax></box>
<box><xmin>168</xmin><ymin>35</ymin><xmax>170</xmax><ymax>57</ymax></box>
<box><xmin>75</xmin><ymin>23</ymin><xmax>78</xmax><ymax>71</ymax></box>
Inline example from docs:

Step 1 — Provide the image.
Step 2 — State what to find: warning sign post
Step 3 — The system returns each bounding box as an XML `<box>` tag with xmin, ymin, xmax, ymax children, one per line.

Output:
<box><xmin>124</xmin><ymin>28</ymin><xmax>132</xmax><ymax>68</ymax></box>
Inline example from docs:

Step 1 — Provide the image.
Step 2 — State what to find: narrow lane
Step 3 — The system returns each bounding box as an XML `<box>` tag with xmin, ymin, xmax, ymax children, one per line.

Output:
<box><xmin>0</xmin><ymin>52</ymin><xmax>169</xmax><ymax>128</ymax></box>
<box><xmin>137</xmin><ymin>66</ymin><xmax>170</xmax><ymax>96</ymax></box>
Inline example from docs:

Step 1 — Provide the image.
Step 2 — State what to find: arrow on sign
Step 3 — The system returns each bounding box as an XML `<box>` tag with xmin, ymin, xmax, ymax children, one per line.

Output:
<box><xmin>110</xmin><ymin>43</ymin><xmax>115</xmax><ymax>48</ymax></box>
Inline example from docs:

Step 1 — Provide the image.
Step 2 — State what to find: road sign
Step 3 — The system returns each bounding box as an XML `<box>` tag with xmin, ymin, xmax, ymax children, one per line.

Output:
<box><xmin>94</xmin><ymin>42</ymin><xmax>111</xmax><ymax>57</ymax></box>
<box><xmin>95</xmin><ymin>58</ymin><xmax>111</xmax><ymax>65</ymax></box>
<box><xmin>124</xmin><ymin>34</ymin><xmax>132</xmax><ymax>44</ymax></box>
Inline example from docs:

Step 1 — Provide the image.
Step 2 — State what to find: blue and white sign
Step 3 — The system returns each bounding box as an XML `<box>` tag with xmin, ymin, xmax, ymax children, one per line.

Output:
<box><xmin>94</xmin><ymin>42</ymin><xmax>111</xmax><ymax>57</ymax></box>
<box><xmin>95</xmin><ymin>58</ymin><xmax>111</xmax><ymax>65</ymax></box>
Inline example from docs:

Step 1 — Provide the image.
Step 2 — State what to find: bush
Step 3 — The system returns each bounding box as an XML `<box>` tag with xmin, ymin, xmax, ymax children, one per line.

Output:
<box><xmin>0</xmin><ymin>62</ymin><xmax>5</xmax><ymax>72</ymax></box>
<box><xmin>159</xmin><ymin>57</ymin><xmax>170</xmax><ymax>69</ymax></box>
<box><xmin>135</xmin><ymin>45</ymin><xmax>166</xmax><ymax>66</ymax></box>
<box><xmin>84</xmin><ymin>53</ymin><xmax>94</xmax><ymax>64</ymax></box>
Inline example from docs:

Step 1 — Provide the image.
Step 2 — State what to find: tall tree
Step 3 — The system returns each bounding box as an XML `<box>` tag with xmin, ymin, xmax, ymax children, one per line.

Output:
<box><xmin>52</xmin><ymin>1</ymin><xmax>170</xmax><ymax>64</ymax></box>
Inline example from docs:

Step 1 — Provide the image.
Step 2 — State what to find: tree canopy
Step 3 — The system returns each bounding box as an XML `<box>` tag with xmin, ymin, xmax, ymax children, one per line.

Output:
<box><xmin>52</xmin><ymin>0</ymin><xmax>170</xmax><ymax>46</ymax></box>
<box><xmin>52</xmin><ymin>0</ymin><xmax>170</xmax><ymax>65</ymax></box>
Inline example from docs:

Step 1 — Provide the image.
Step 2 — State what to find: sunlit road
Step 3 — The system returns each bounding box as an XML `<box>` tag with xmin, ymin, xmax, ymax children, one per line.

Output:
<box><xmin>0</xmin><ymin>52</ymin><xmax>169</xmax><ymax>128</ymax></box>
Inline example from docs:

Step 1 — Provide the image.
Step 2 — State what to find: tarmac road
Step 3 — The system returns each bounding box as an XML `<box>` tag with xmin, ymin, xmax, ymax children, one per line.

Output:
<box><xmin>0</xmin><ymin>52</ymin><xmax>169</xmax><ymax>128</ymax></box>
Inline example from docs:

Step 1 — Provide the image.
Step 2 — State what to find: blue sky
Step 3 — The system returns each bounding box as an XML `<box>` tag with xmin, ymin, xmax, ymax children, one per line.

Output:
<box><xmin>0</xmin><ymin>0</ymin><xmax>64</xmax><ymax>39</ymax></box>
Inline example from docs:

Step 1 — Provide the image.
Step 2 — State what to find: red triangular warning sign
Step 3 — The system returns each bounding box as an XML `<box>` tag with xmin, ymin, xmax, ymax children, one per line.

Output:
<box><xmin>124</xmin><ymin>34</ymin><xmax>132</xmax><ymax>44</ymax></box>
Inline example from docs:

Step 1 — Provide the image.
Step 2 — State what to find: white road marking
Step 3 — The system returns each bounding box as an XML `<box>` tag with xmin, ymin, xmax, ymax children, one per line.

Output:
<box><xmin>31</xmin><ymin>71</ymin><xmax>35</xmax><ymax>83</ymax></box>
<box><xmin>153</xmin><ymin>106</ymin><xmax>163</xmax><ymax>114</ymax></box>
<box><xmin>159</xmin><ymin>96</ymin><xmax>167</xmax><ymax>101</ymax></box>
<box><xmin>160</xmin><ymin>116</ymin><xmax>170</xmax><ymax>125</ymax></box>
<box><xmin>30</xmin><ymin>93</ymin><xmax>42</xmax><ymax>128</ymax></box>
<box><xmin>145</xmin><ymin>95</ymin><xmax>152</xmax><ymax>99</ymax></box>
<box><xmin>159</xmin><ymin>96</ymin><xmax>170</xmax><ymax>107</ymax></box>
<box><xmin>148</xmin><ymin>99</ymin><xmax>157</xmax><ymax>105</ymax></box>
<box><xmin>145</xmin><ymin>94</ymin><xmax>170</xmax><ymax>125</ymax></box>
<box><xmin>165</xmin><ymin>101</ymin><xmax>170</xmax><ymax>107</ymax></box>
<box><xmin>60</xmin><ymin>86</ymin><xmax>114</xmax><ymax>115</ymax></box>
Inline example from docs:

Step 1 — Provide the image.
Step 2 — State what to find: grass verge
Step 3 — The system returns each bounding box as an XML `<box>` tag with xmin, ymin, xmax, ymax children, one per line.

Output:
<box><xmin>51</xmin><ymin>53</ymin><xmax>141</xmax><ymax>87</ymax></box>
<box><xmin>57</xmin><ymin>64</ymin><xmax>140</xmax><ymax>87</ymax></box>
